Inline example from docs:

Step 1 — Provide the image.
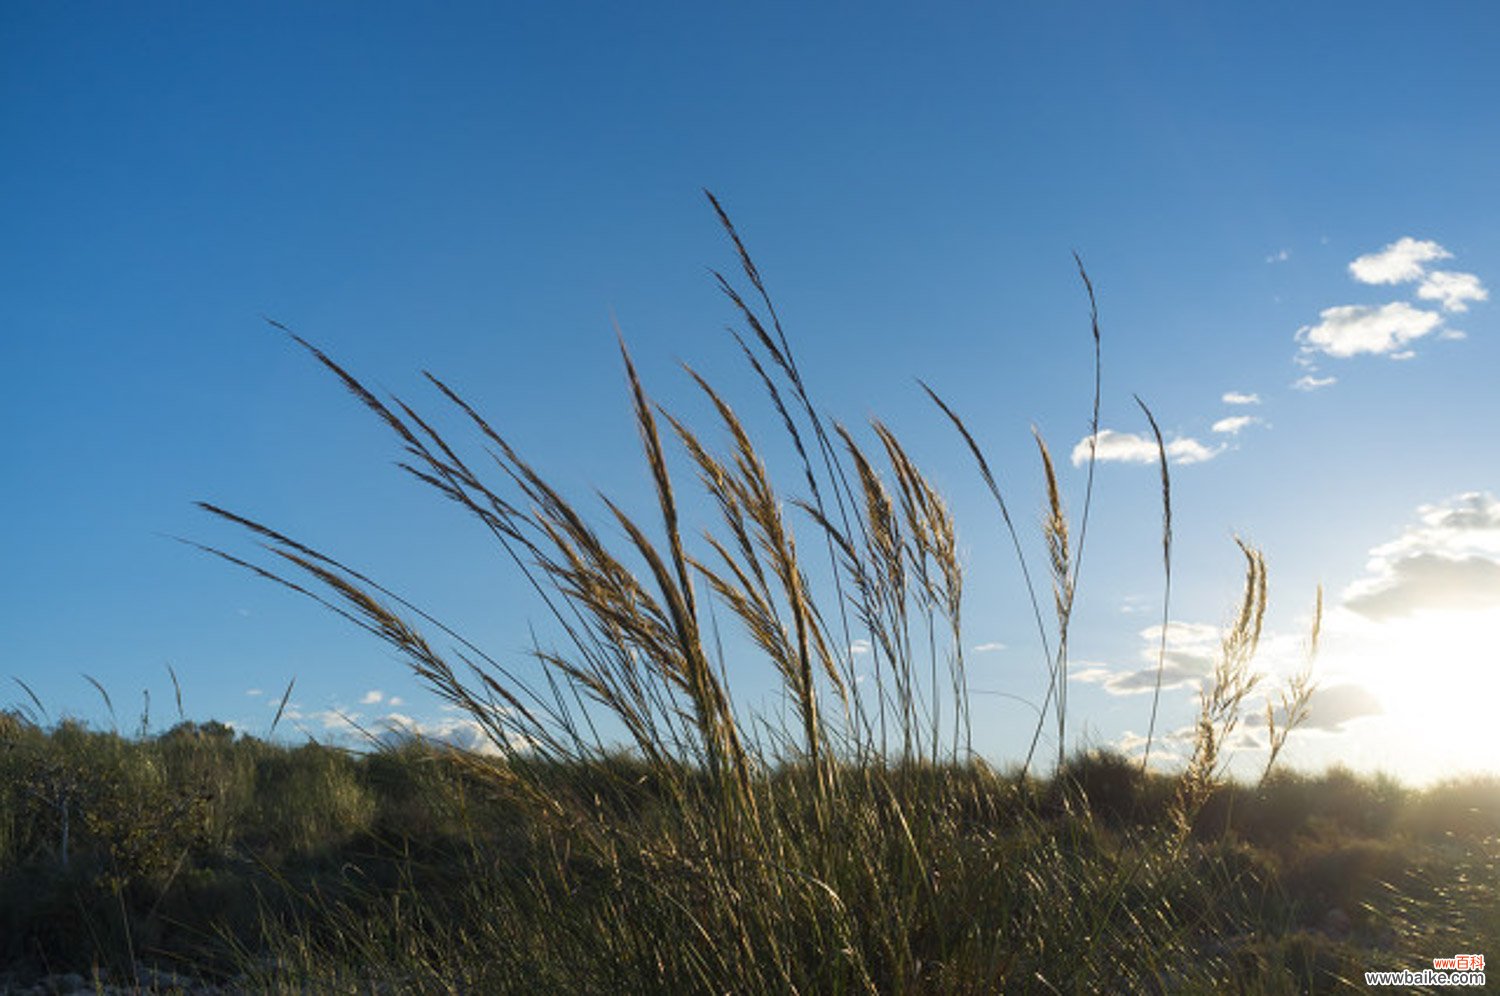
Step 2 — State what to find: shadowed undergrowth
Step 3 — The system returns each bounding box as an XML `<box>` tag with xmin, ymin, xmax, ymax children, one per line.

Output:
<box><xmin>1</xmin><ymin>720</ymin><xmax>1496</xmax><ymax>992</ymax></box>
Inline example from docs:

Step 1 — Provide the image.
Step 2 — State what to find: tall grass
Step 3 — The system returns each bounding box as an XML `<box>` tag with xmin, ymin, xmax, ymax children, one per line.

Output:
<box><xmin>180</xmin><ymin>194</ymin><xmax>1345</xmax><ymax>991</ymax></box>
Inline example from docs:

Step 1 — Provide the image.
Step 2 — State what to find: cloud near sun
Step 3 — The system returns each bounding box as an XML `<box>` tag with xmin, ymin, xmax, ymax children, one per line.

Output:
<box><xmin>1076</xmin><ymin>492</ymin><xmax>1500</xmax><ymax>768</ymax></box>
<box><xmin>1294</xmin><ymin>237</ymin><xmax>1488</xmax><ymax>375</ymax></box>
<box><xmin>1343</xmin><ymin>491</ymin><xmax>1500</xmax><ymax>620</ymax></box>
<box><xmin>1072</xmin><ymin>619</ymin><xmax>1379</xmax><ymax>740</ymax></box>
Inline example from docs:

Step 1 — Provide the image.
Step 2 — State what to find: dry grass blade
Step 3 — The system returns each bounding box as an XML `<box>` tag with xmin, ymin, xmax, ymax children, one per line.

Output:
<box><xmin>1025</xmin><ymin>429</ymin><xmax>1073</xmax><ymax>773</ymax></box>
<box><xmin>704</xmin><ymin>190</ymin><xmax>790</xmax><ymax>372</ymax></box>
<box><xmin>1173</xmin><ymin>540</ymin><xmax>1268</xmax><ymax>833</ymax></box>
<box><xmin>166</xmin><ymin>663</ymin><xmax>185</xmax><ymax>723</ymax></box>
<box><xmin>11</xmin><ymin>678</ymin><xmax>49</xmax><ymax>725</ymax></box>
<box><xmin>871</xmin><ymin>419</ymin><xmax>968</xmax><ymax>757</ymax></box>
<box><xmin>269</xmin><ymin>676</ymin><xmax>295</xmax><ymax>738</ymax></box>
<box><xmin>267</xmin><ymin>321</ymin><xmax>424</xmax><ymax>454</ymax></box>
<box><xmin>619</xmin><ymin>335</ymin><xmax>699</xmax><ymax>627</ymax></box>
<box><xmin>1034</xmin><ymin>430</ymin><xmax>1071</xmax><ymax>623</ymax></box>
<box><xmin>671</xmin><ymin>376</ymin><xmax>844</xmax><ymax>771</ymax></box>
<box><xmin>1259</xmin><ymin>585</ymin><xmax>1321</xmax><ymax>787</ymax></box>
<box><xmin>81</xmin><ymin>674</ymin><xmax>115</xmax><ymax>729</ymax></box>
<box><xmin>602</xmin><ymin>495</ymin><xmax>752</xmax><ymax>806</ymax></box>
<box><xmin>919</xmin><ymin>381</ymin><xmax>1052</xmax><ymax>666</ymax></box>
<box><xmin>1134</xmin><ymin>395</ymin><xmax>1173</xmax><ymax>773</ymax></box>
<box><xmin>838</xmin><ymin>423</ymin><xmax>904</xmax><ymax>603</ymax></box>
<box><xmin>835</xmin><ymin>421</ymin><xmax>920</xmax><ymax>755</ymax></box>
<box><xmin>1066</xmin><ymin>254</ymin><xmax>1103</xmax><ymax>600</ymax></box>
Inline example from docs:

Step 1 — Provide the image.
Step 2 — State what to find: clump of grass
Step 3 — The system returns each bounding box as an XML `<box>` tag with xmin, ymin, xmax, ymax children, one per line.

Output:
<box><xmin>175</xmin><ymin>194</ymin><xmax>1350</xmax><ymax>991</ymax></box>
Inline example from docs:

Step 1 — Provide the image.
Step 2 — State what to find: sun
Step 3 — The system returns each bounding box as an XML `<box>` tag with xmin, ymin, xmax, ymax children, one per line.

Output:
<box><xmin>1329</xmin><ymin>607</ymin><xmax>1500</xmax><ymax>779</ymax></box>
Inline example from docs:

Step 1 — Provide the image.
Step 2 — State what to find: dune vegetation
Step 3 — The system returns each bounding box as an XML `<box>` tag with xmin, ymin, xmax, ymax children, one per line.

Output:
<box><xmin>3</xmin><ymin>717</ymin><xmax>1497</xmax><ymax>993</ymax></box>
<box><xmin>5</xmin><ymin>199</ymin><xmax>1496</xmax><ymax>993</ymax></box>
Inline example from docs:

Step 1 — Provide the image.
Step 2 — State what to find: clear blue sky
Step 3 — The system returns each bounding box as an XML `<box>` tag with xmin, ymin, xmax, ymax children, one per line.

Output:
<box><xmin>3</xmin><ymin>3</ymin><xmax>1497</xmax><ymax>783</ymax></box>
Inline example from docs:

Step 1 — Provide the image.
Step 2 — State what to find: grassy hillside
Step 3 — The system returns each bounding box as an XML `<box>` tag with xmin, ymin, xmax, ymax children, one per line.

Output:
<box><xmin>2</xmin><ymin>716</ymin><xmax>1496</xmax><ymax>992</ymax></box>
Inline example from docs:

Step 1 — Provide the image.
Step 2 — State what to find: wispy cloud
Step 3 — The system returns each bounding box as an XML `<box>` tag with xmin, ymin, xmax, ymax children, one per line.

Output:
<box><xmin>849</xmin><ymin>638</ymin><xmax>872</xmax><ymax>656</ymax></box>
<box><xmin>1266</xmin><ymin>248</ymin><xmax>1290</xmax><ymax>264</ymax></box>
<box><xmin>1211</xmin><ymin>415</ymin><xmax>1261</xmax><ymax>435</ymax></box>
<box><xmin>1071</xmin><ymin>429</ymin><xmax>1221</xmax><ymax>467</ymax></box>
<box><xmin>1296</xmin><ymin>302</ymin><xmax>1443</xmax><ymax>359</ymax></box>
<box><xmin>360</xmin><ymin>689</ymin><xmax>384</xmax><ymax>705</ymax></box>
<box><xmin>1221</xmin><ymin>391</ymin><xmax>1260</xmax><ymax>405</ymax></box>
<box><xmin>1348</xmin><ymin>237</ymin><xmax>1451</xmax><ymax>285</ymax></box>
<box><xmin>1417</xmin><ymin>270</ymin><xmax>1488</xmax><ymax>313</ymax></box>
<box><xmin>1292</xmin><ymin>374</ymin><xmax>1336</xmax><ymax>391</ymax></box>
<box><xmin>971</xmin><ymin>642</ymin><xmax>1007</xmax><ymax>653</ymax></box>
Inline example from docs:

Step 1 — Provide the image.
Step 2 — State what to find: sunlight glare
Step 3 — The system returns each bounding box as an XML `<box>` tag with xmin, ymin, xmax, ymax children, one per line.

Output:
<box><xmin>1337</xmin><ymin>608</ymin><xmax>1500</xmax><ymax>775</ymax></box>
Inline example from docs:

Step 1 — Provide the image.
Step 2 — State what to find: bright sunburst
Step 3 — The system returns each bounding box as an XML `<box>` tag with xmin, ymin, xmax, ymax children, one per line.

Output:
<box><xmin>1323</xmin><ymin>606</ymin><xmax>1500</xmax><ymax>781</ymax></box>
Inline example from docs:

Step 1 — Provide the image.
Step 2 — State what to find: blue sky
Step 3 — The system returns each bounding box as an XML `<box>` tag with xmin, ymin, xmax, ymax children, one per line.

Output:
<box><xmin>3</xmin><ymin>3</ymin><xmax>1497</xmax><ymax>783</ymax></box>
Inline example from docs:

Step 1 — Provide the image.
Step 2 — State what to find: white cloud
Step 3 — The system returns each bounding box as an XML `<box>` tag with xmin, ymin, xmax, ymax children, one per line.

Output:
<box><xmin>388</xmin><ymin>696</ymin><xmax>404</xmax><ymax>706</ymax></box>
<box><xmin>1071</xmin><ymin>430</ymin><xmax>1221</xmax><ymax>467</ymax></box>
<box><xmin>377</xmin><ymin>712</ymin><xmax>525</xmax><ymax>756</ymax></box>
<box><xmin>246</xmin><ymin>688</ymin><xmax>263</xmax><ymax>697</ymax></box>
<box><xmin>1211</xmin><ymin>415</ymin><xmax>1261</xmax><ymax>435</ymax></box>
<box><xmin>1070</xmin><ymin>664</ymin><xmax>1114</xmax><ymax>684</ymax></box>
<box><xmin>972</xmin><ymin>642</ymin><xmax>1007</xmax><ymax>653</ymax></box>
<box><xmin>1296</xmin><ymin>302</ymin><xmax>1444</xmax><ymax>359</ymax></box>
<box><xmin>1292</xmin><ymin>374</ymin><xmax>1336</xmax><ymax>391</ymax></box>
<box><xmin>849</xmin><ymin>639</ymin><xmax>872</xmax><ymax>656</ymax></box>
<box><xmin>1343</xmin><ymin>493</ymin><xmax>1500</xmax><ymax>620</ymax></box>
<box><xmin>360</xmin><ymin>690</ymin><xmax>384</xmax><ymax>705</ymax></box>
<box><xmin>1348</xmin><ymin>237</ymin><xmax>1451</xmax><ymax>285</ymax></box>
<box><xmin>1347</xmin><ymin>555</ymin><xmax>1500</xmax><ymax>619</ymax></box>
<box><xmin>1241</xmin><ymin>682</ymin><xmax>1384</xmax><ymax>733</ymax></box>
<box><xmin>1438</xmin><ymin>328</ymin><xmax>1468</xmax><ymax>341</ymax></box>
<box><xmin>1291</xmin><ymin>239</ymin><xmax>1481</xmax><ymax>383</ymax></box>
<box><xmin>311</xmin><ymin>709</ymin><xmax>353</xmax><ymax>731</ymax></box>
<box><xmin>1266</xmin><ymin>249</ymin><xmax>1290</xmax><ymax>264</ymax></box>
<box><xmin>1115</xmin><ymin>726</ymin><xmax>1197</xmax><ymax>767</ymax></box>
<box><xmin>1417</xmin><ymin>270</ymin><xmax>1488</xmax><ymax>313</ymax></box>
<box><xmin>1221</xmin><ymin>391</ymin><xmax>1260</xmax><ymax>405</ymax></box>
